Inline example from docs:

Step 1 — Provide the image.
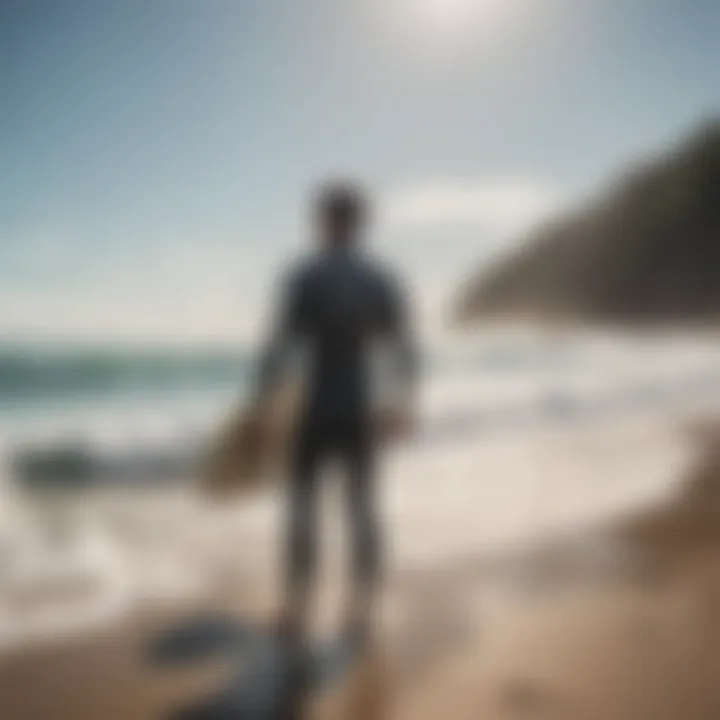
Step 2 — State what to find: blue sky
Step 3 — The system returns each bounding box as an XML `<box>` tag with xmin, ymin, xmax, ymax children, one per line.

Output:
<box><xmin>1</xmin><ymin>0</ymin><xmax>718</xmax><ymax>342</ymax></box>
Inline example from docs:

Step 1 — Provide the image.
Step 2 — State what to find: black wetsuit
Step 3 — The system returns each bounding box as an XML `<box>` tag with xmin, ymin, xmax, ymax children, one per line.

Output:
<box><xmin>256</xmin><ymin>247</ymin><xmax>415</xmax><ymax>601</ymax></box>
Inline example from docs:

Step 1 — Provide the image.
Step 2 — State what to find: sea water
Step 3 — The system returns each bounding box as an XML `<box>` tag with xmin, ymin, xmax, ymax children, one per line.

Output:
<box><xmin>1</xmin><ymin>328</ymin><xmax>720</xmax><ymax>650</ymax></box>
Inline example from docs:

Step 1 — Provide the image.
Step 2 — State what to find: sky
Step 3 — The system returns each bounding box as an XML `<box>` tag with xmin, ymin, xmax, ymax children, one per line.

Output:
<box><xmin>1</xmin><ymin>0</ymin><xmax>718</xmax><ymax>343</ymax></box>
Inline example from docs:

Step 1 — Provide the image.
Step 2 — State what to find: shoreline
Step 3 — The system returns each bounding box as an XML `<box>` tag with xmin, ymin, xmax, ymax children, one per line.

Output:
<box><xmin>1</xmin><ymin>418</ymin><xmax>720</xmax><ymax>718</ymax></box>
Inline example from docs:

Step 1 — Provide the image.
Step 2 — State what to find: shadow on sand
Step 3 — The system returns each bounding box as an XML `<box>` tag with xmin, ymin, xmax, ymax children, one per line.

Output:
<box><xmin>149</xmin><ymin>614</ymin><xmax>363</xmax><ymax>719</ymax></box>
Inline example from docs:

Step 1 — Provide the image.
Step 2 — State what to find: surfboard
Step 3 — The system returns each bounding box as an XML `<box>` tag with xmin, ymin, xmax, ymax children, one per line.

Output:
<box><xmin>201</xmin><ymin>375</ymin><xmax>413</xmax><ymax>500</ymax></box>
<box><xmin>201</xmin><ymin>374</ymin><xmax>303</xmax><ymax>499</ymax></box>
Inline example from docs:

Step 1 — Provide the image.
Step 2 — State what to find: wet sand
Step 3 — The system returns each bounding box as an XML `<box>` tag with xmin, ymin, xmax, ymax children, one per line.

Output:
<box><xmin>396</xmin><ymin>425</ymin><xmax>720</xmax><ymax>720</ymax></box>
<box><xmin>3</xmin><ymin>425</ymin><xmax>720</xmax><ymax>719</ymax></box>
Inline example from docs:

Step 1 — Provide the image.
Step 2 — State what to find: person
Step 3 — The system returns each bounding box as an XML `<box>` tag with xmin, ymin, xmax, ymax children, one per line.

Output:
<box><xmin>250</xmin><ymin>181</ymin><xmax>417</xmax><ymax>646</ymax></box>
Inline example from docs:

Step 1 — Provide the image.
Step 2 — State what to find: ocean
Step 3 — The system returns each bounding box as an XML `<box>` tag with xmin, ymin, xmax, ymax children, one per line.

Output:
<box><xmin>1</xmin><ymin>329</ymin><xmax>720</xmax><ymax>651</ymax></box>
<box><xmin>2</xmin><ymin>330</ymin><xmax>719</xmax><ymax>485</ymax></box>
<box><xmin>0</xmin><ymin>332</ymin><xmax>619</xmax><ymax>478</ymax></box>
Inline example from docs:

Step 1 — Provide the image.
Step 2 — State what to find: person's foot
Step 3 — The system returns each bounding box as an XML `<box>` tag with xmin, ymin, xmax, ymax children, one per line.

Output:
<box><xmin>273</xmin><ymin>614</ymin><xmax>310</xmax><ymax>720</ymax></box>
<box><xmin>343</xmin><ymin>605</ymin><xmax>371</xmax><ymax>652</ymax></box>
<box><xmin>273</xmin><ymin>611</ymin><xmax>304</xmax><ymax>647</ymax></box>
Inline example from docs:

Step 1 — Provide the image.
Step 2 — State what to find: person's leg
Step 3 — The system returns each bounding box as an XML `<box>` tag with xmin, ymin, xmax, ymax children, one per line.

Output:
<box><xmin>342</xmin><ymin>426</ymin><xmax>381</xmax><ymax>638</ymax></box>
<box><xmin>283</xmin><ymin>423</ymin><xmax>323</xmax><ymax>637</ymax></box>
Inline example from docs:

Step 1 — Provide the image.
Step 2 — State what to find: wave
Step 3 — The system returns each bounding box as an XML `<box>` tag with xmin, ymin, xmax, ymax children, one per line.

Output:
<box><xmin>11</xmin><ymin>438</ymin><xmax>205</xmax><ymax>488</ymax></box>
<box><xmin>11</xmin><ymin>364</ymin><xmax>720</xmax><ymax>489</ymax></box>
<box><xmin>0</xmin><ymin>344</ymin><xmax>251</xmax><ymax>405</ymax></box>
<box><xmin>5</xmin><ymin>334</ymin><xmax>720</xmax><ymax>490</ymax></box>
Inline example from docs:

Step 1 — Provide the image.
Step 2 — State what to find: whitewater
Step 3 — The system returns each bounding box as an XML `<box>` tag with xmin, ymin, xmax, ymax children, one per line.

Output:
<box><xmin>1</xmin><ymin>329</ymin><xmax>720</xmax><ymax>652</ymax></box>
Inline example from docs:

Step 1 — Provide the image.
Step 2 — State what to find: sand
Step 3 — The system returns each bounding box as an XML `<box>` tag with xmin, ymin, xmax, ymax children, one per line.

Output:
<box><xmin>395</xmin><ymin>441</ymin><xmax>720</xmax><ymax>720</ymax></box>
<box><xmin>2</xmin><ymin>424</ymin><xmax>720</xmax><ymax>719</ymax></box>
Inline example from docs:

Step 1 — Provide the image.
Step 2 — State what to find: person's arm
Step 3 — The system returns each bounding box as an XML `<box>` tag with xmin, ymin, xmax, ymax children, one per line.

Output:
<box><xmin>382</xmin><ymin>273</ymin><xmax>420</xmax><ymax>424</ymax></box>
<box><xmin>251</xmin><ymin>268</ymin><xmax>306</xmax><ymax>408</ymax></box>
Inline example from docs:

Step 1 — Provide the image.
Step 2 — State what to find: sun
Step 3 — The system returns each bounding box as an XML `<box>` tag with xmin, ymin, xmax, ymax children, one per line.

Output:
<box><xmin>390</xmin><ymin>0</ymin><xmax>528</xmax><ymax>56</ymax></box>
<box><xmin>416</xmin><ymin>0</ymin><xmax>506</xmax><ymax>30</ymax></box>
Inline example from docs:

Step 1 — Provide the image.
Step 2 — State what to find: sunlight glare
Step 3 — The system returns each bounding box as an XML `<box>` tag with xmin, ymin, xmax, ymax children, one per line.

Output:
<box><xmin>416</xmin><ymin>0</ymin><xmax>507</xmax><ymax>32</ymax></box>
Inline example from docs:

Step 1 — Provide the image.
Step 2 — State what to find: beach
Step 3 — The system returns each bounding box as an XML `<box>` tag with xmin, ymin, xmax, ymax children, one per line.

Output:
<box><xmin>2</xmin><ymin>419</ymin><xmax>720</xmax><ymax>718</ymax></box>
<box><xmin>5</xmin><ymin>1</ymin><xmax>718</xmax><ymax>715</ymax></box>
<box><xmin>2</xmin><ymin>334</ymin><xmax>720</xmax><ymax>718</ymax></box>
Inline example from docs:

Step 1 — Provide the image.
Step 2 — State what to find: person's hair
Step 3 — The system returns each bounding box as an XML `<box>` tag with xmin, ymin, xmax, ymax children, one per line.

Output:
<box><xmin>316</xmin><ymin>181</ymin><xmax>368</xmax><ymax>228</ymax></box>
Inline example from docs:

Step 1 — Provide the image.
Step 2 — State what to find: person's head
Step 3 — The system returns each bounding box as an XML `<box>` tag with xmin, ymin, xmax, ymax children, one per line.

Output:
<box><xmin>315</xmin><ymin>181</ymin><xmax>368</xmax><ymax>250</ymax></box>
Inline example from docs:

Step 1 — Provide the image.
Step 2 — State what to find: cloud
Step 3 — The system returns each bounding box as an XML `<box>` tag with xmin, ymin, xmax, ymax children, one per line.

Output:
<box><xmin>0</xmin><ymin>287</ymin><xmax>263</xmax><ymax>344</ymax></box>
<box><xmin>0</xmin><ymin>244</ymin><xmax>270</xmax><ymax>342</ymax></box>
<box><xmin>382</xmin><ymin>179</ymin><xmax>560</xmax><ymax>236</ymax></box>
<box><xmin>0</xmin><ymin>225</ymin><xmax>290</xmax><ymax>343</ymax></box>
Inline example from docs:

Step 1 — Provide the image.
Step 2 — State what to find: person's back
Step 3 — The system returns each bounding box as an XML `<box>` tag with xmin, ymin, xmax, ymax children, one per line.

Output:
<box><xmin>291</xmin><ymin>248</ymin><xmax>406</xmax><ymax>428</ymax></box>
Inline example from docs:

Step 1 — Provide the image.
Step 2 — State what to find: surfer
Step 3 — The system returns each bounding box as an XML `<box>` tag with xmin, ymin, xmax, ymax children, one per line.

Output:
<box><xmin>250</xmin><ymin>181</ymin><xmax>418</xmax><ymax>645</ymax></box>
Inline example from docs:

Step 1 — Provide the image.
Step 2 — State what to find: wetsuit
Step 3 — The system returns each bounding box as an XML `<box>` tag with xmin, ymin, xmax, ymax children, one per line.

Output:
<box><xmin>255</xmin><ymin>247</ymin><xmax>416</xmax><ymax>606</ymax></box>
